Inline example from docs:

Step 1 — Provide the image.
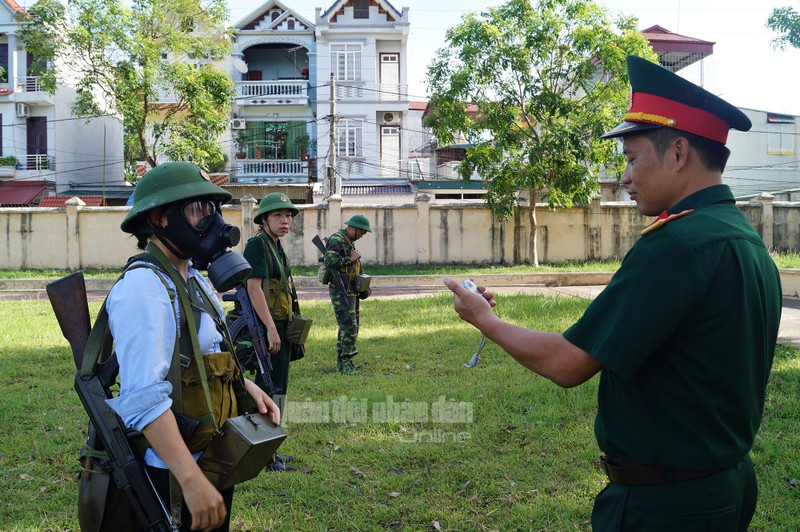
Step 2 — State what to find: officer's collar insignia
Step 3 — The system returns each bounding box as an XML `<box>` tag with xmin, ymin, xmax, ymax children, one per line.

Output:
<box><xmin>641</xmin><ymin>209</ymin><xmax>695</xmax><ymax>235</ymax></box>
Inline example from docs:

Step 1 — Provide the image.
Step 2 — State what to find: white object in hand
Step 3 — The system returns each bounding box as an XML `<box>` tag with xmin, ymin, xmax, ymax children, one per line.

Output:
<box><xmin>461</xmin><ymin>279</ymin><xmax>480</xmax><ymax>295</ymax></box>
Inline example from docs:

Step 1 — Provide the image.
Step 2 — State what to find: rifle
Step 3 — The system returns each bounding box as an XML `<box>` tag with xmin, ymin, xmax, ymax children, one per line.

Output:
<box><xmin>46</xmin><ymin>272</ymin><xmax>178</xmax><ymax>532</ymax></box>
<box><xmin>312</xmin><ymin>234</ymin><xmax>352</xmax><ymax>308</ymax></box>
<box><xmin>223</xmin><ymin>283</ymin><xmax>278</xmax><ymax>397</ymax></box>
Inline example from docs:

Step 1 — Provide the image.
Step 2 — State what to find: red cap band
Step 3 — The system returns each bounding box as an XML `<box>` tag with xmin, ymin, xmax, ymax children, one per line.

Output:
<box><xmin>625</xmin><ymin>92</ymin><xmax>731</xmax><ymax>144</ymax></box>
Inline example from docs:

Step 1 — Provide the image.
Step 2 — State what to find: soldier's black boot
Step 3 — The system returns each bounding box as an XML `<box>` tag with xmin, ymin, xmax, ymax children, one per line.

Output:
<box><xmin>265</xmin><ymin>454</ymin><xmax>294</xmax><ymax>472</ymax></box>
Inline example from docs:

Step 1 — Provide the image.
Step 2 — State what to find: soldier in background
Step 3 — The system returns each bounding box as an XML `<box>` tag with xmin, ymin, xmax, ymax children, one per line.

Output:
<box><xmin>323</xmin><ymin>215</ymin><xmax>372</xmax><ymax>375</ymax></box>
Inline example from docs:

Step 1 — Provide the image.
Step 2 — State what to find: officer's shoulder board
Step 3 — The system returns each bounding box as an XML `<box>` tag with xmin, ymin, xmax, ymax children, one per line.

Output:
<box><xmin>640</xmin><ymin>209</ymin><xmax>695</xmax><ymax>236</ymax></box>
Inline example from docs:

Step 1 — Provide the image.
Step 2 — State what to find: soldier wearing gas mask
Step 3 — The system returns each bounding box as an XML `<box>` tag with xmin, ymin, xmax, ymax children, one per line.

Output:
<box><xmin>104</xmin><ymin>162</ymin><xmax>281</xmax><ymax>531</ymax></box>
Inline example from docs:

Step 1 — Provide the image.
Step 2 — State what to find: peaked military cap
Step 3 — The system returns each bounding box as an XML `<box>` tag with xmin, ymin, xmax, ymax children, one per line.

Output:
<box><xmin>602</xmin><ymin>55</ymin><xmax>751</xmax><ymax>144</ymax></box>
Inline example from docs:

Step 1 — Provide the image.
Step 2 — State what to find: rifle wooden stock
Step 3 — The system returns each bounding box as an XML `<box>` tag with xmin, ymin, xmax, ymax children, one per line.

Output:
<box><xmin>46</xmin><ymin>271</ymin><xmax>91</xmax><ymax>369</ymax></box>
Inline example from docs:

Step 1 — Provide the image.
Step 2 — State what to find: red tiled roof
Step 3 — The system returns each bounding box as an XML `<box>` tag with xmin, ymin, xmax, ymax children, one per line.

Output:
<box><xmin>38</xmin><ymin>195</ymin><xmax>106</xmax><ymax>207</ymax></box>
<box><xmin>209</xmin><ymin>173</ymin><xmax>230</xmax><ymax>186</ymax></box>
<box><xmin>3</xmin><ymin>0</ymin><xmax>27</xmax><ymax>17</ymax></box>
<box><xmin>409</xmin><ymin>101</ymin><xmax>428</xmax><ymax>111</ymax></box>
<box><xmin>0</xmin><ymin>180</ymin><xmax>48</xmax><ymax>206</ymax></box>
<box><xmin>642</xmin><ymin>25</ymin><xmax>715</xmax><ymax>54</ymax></box>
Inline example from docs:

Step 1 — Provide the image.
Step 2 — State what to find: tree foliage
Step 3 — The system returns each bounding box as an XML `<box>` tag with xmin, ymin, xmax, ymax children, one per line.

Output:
<box><xmin>19</xmin><ymin>0</ymin><xmax>235</xmax><ymax>175</ymax></box>
<box><xmin>767</xmin><ymin>6</ymin><xmax>800</xmax><ymax>51</ymax></box>
<box><xmin>426</xmin><ymin>0</ymin><xmax>654</xmax><ymax>219</ymax></box>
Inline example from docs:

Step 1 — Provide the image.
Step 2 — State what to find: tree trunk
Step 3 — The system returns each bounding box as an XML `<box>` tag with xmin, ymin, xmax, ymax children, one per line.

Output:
<box><xmin>530</xmin><ymin>202</ymin><xmax>539</xmax><ymax>267</ymax></box>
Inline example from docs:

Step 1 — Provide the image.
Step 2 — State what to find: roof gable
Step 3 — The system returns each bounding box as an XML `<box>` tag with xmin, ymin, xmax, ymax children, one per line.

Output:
<box><xmin>2</xmin><ymin>0</ymin><xmax>26</xmax><ymax>18</ymax></box>
<box><xmin>321</xmin><ymin>0</ymin><xmax>402</xmax><ymax>24</ymax></box>
<box><xmin>236</xmin><ymin>0</ymin><xmax>313</xmax><ymax>32</ymax></box>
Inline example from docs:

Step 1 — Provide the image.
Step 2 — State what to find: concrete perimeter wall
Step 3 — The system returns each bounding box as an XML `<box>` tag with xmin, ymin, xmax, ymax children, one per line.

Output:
<box><xmin>0</xmin><ymin>193</ymin><xmax>794</xmax><ymax>270</ymax></box>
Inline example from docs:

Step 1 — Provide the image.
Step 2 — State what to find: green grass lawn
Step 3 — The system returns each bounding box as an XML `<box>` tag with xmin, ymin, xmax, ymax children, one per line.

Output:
<box><xmin>1</xmin><ymin>294</ymin><xmax>798</xmax><ymax>530</ymax></box>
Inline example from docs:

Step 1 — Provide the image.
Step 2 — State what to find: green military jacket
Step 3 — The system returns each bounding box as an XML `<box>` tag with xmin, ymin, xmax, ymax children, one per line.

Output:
<box><xmin>323</xmin><ymin>228</ymin><xmax>362</xmax><ymax>292</ymax></box>
<box><xmin>564</xmin><ymin>185</ymin><xmax>782</xmax><ymax>470</ymax></box>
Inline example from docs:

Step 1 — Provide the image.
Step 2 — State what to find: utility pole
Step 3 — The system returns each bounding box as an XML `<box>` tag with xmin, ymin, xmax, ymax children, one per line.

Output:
<box><xmin>328</xmin><ymin>72</ymin><xmax>337</xmax><ymax>197</ymax></box>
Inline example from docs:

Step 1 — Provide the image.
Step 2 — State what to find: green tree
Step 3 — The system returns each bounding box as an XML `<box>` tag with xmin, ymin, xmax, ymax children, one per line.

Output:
<box><xmin>426</xmin><ymin>0</ymin><xmax>653</xmax><ymax>265</ymax></box>
<box><xmin>767</xmin><ymin>6</ymin><xmax>800</xmax><ymax>50</ymax></box>
<box><xmin>19</xmin><ymin>0</ymin><xmax>235</xmax><ymax>175</ymax></box>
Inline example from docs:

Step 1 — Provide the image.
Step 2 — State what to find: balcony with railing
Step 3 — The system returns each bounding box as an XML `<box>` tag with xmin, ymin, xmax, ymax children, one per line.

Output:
<box><xmin>22</xmin><ymin>154</ymin><xmax>55</xmax><ymax>171</ymax></box>
<box><xmin>234</xmin><ymin>158</ymin><xmax>308</xmax><ymax>184</ymax></box>
<box><xmin>378</xmin><ymin>84</ymin><xmax>408</xmax><ymax>102</ymax></box>
<box><xmin>235</xmin><ymin>80</ymin><xmax>308</xmax><ymax>106</ymax></box>
<box><xmin>14</xmin><ymin>76</ymin><xmax>55</xmax><ymax>106</ymax></box>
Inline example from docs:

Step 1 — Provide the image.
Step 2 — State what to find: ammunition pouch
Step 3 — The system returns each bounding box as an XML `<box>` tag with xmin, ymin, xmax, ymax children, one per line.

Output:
<box><xmin>263</xmin><ymin>278</ymin><xmax>292</xmax><ymax>320</ymax></box>
<box><xmin>318</xmin><ymin>263</ymin><xmax>333</xmax><ymax>285</ymax></box>
<box><xmin>180</xmin><ymin>351</ymin><xmax>240</xmax><ymax>453</ymax></box>
<box><xmin>78</xmin><ymin>445</ymin><xmax>137</xmax><ymax>532</ymax></box>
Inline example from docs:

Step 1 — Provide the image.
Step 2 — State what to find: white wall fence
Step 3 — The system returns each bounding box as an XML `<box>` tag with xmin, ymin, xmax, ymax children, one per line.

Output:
<box><xmin>0</xmin><ymin>193</ymin><xmax>793</xmax><ymax>270</ymax></box>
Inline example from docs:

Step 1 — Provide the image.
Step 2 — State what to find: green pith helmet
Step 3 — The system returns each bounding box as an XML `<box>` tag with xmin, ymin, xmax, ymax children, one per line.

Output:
<box><xmin>254</xmin><ymin>192</ymin><xmax>299</xmax><ymax>225</ymax></box>
<box><xmin>345</xmin><ymin>214</ymin><xmax>371</xmax><ymax>232</ymax></box>
<box><xmin>121</xmin><ymin>162</ymin><xmax>232</xmax><ymax>234</ymax></box>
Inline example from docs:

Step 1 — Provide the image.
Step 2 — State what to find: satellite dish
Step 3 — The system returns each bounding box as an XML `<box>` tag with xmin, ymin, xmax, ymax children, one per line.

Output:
<box><xmin>233</xmin><ymin>58</ymin><xmax>248</xmax><ymax>74</ymax></box>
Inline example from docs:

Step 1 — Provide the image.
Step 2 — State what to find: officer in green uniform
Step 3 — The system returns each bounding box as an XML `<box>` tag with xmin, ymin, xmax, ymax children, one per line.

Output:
<box><xmin>323</xmin><ymin>214</ymin><xmax>372</xmax><ymax>374</ymax></box>
<box><xmin>227</xmin><ymin>192</ymin><xmax>300</xmax><ymax>471</ymax></box>
<box><xmin>444</xmin><ymin>55</ymin><xmax>782</xmax><ymax>531</ymax></box>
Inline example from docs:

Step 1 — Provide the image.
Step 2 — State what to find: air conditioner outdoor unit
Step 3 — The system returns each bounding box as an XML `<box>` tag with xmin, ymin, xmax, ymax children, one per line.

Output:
<box><xmin>16</xmin><ymin>103</ymin><xmax>29</xmax><ymax>118</ymax></box>
<box><xmin>231</xmin><ymin>118</ymin><xmax>246</xmax><ymax>130</ymax></box>
<box><xmin>382</xmin><ymin>112</ymin><xmax>399</xmax><ymax>125</ymax></box>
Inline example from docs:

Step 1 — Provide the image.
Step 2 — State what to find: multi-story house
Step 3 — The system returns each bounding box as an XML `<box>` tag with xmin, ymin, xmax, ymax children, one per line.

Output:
<box><xmin>314</xmin><ymin>0</ymin><xmax>411</xmax><ymax>195</ymax></box>
<box><xmin>0</xmin><ymin>0</ymin><xmax>125</xmax><ymax>207</ymax></box>
<box><xmin>227</xmin><ymin>0</ymin><xmax>316</xmax><ymax>203</ymax></box>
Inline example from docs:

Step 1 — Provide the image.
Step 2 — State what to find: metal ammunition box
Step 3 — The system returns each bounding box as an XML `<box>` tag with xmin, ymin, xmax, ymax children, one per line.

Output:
<box><xmin>198</xmin><ymin>413</ymin><xmax>286</xmax><ymax>490</ymax></box>
<box><xmin>354</xmin><ymin>274</ymin><xmax>371</xmax><ymax>293</ymax></box>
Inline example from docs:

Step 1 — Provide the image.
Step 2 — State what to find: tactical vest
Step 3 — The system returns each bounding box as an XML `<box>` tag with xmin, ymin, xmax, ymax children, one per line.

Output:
<box><xmin>327</xmin><ymin>229</ymin><xmax>362</xmax><ymax>288</ymax></box>
<box><xmin>82</xmin><ymin>243</ymin><xmax>253</xmax><ymax>454</ymax></box>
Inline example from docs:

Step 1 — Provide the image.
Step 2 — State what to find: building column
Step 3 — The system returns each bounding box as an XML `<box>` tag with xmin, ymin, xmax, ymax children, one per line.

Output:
<box><xmin>65</xmin><ymin>197</ymin><xmax>85</xmax><ymax>270</ymax></box>
<box><xmin>240</xmin><ymin>194</ymin><xmax>257</xmax><ymax>243</ymax></box>
<box><xmin>415</xmin><ymin>193</ymin><xmax>431</xmax><ymax>264</ymax></box>
<box><xmin>328</xmin><ymin>194</ymin><xmax>342</xmax><ymax>235</ymax></box>
<box><xmin>7</xmin><ymin>32</ymin><xmax>18</xmax><ymax>92</ymax></box>
<box><xmin>586</xmin><ymin>196</ymin><xmax>602</xmax><ymax>261</ymax></box>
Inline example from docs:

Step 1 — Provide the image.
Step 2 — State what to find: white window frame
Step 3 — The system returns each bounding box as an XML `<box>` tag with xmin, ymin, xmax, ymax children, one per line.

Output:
<box><xmin>337</xmin><ymin>119</ymin><xmax>362</xmax><ymax>157</ymax></box>
<box><xmin>331</xmin><ymin>43</ymin><xmax>362</xmax><ymax>82</ymax></box>
<box><xmin>768</xmin><ymin>121</ymin><xmax>795</xmax><ymax>155</ymax></box>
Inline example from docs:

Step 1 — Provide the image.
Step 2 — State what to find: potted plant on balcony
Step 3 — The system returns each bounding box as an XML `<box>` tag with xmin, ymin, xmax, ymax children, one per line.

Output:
<box><xmin>296</xmin><ymin>134</ymin><xmax>310</xmax><ymax>160</ymax></box>
<box><xmin>234</xmin><ymin>131</ymin><xmax>248</xmax><ymax>159</ymax></box>
<box><xmin>0</xmin><ymin>155</ymin><xmax>18</xmax><ymax>178</ymax></box>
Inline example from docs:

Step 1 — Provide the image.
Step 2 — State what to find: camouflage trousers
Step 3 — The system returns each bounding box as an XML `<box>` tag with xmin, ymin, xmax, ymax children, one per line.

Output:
<box><xmin>329</xmin><ymin>286</ymin><xmax>359</xmax><ymax>360</ymax></box>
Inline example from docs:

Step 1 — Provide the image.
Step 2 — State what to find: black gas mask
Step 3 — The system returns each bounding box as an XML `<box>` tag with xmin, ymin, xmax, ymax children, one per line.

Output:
<box><xmin>155</xmin><ymin>199</ymin><xmax>251</xmax><ymax>292</ymax></box>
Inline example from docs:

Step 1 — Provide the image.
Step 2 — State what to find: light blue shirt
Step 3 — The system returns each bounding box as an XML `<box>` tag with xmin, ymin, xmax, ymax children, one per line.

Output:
<box><xmin>105</xmin><ymin>261</ymin><xmax>225</xmax><ymax>467</ymax></box>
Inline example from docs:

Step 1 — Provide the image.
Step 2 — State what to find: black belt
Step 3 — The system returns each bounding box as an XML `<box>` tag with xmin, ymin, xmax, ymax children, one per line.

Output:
<box><xmin>599</xmin><ymin>454</ymin><xmax>725</xmax><ymax>486</ymax></box>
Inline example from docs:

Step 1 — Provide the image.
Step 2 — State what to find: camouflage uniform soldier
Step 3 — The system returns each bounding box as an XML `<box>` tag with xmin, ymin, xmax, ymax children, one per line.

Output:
<box><xmin>323</xmin><ymin>214</ymin><xmax>372</xmax><ymax>374</ymax></box>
